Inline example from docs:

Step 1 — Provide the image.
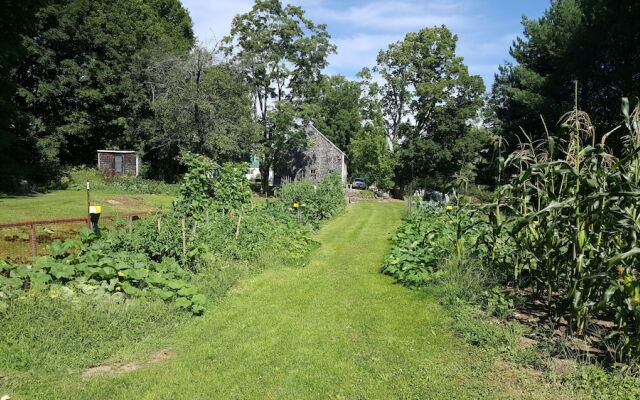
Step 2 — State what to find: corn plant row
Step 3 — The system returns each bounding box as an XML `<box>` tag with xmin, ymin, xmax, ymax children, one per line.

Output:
<box><xmin>483</xmin><ymin>98</ymin><xmax>640</xmax><ymax>361</ymax></box>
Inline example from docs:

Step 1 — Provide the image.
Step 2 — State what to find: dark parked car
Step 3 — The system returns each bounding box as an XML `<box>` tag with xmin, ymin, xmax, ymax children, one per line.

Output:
<box><xmin>352</xmin><ymin>178</ymin><xmax>367</xmax><ymax>190</ymax></box>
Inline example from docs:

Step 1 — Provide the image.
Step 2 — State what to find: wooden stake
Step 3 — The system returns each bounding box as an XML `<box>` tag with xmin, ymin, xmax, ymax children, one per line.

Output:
<box><xmin>235</xmin><ymin>214</ymin><xmax>242</xmax><ymax>239</ymax></box>
<box><xmin>30</xmin><ymin>224</ymin><xmax>37</xmax><ymax>257</ymax></box>
<box><xmin>181</xmin><ymin>218</ymin><xmax>187</xmax><ymax>256</ymax></box>
<box><xmin>157</xmin><ymin>217</ymin><xmax>161</xmax><ymax>233</ymax></box>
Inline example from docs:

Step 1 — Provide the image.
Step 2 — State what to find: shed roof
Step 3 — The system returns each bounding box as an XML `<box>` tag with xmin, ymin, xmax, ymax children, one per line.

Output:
<box><xmin>97</xmin><ymin>150</ymin><xmax>137</xmax><ymax>154</ymax></box>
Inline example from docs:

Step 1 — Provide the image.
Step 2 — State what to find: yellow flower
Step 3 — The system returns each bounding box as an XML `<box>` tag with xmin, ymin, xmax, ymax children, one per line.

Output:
<box><xmin>446</xmin><ymin>205</ymin><xmax>454</xmax><ymax>211</ymax></box>
<box><xmin>115</xmin><ymin>286</ymin><xmax>123</xmax><ymax>292</ymax></box>
<box><xmin>117</xmin><ymin>271</ymin><xmax>125</xmax><ymax>277</ymax></box>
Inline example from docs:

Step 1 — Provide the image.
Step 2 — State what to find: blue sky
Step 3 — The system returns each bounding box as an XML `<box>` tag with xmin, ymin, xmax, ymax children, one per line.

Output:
<box><xmin>181</xmin><ymin>0</ymin><xmax>549</xmax><ymax>90</ymax></box>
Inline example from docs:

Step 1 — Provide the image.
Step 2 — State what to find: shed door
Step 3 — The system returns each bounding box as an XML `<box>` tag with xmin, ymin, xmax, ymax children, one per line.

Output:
<box><xmin>114</xmin><ymin>155</ymin><xmax>124</xmax><ymax>173</ymax></box>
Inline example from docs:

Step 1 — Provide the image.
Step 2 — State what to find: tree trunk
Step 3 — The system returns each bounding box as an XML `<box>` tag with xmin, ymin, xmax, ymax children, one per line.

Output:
<box><xmin>260</xmin><ymin>163</ymin><xmax>270</xmax><ymax>195</ymax></box>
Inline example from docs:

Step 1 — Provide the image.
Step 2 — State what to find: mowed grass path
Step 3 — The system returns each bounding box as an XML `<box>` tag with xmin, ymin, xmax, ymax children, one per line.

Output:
<box><xmin>11</xmin><ymin>201</ymin><xmax>553</xmax><ymax>399</ymax></box>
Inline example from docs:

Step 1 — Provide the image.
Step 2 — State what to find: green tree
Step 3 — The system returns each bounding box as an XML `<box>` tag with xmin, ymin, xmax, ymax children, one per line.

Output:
<box><xmin>223</xmin><ymin>0</ymin><xmax>336</xmax><ymax>193</ymax></box>
<box><xmin>349</xmin><ymin>124</ymin><xmax>395</xmax><ymax>191</ymax></box>
<box><xmin>0</xmin><ymin>0</ymin><xmax>46</xmax><ymax>189</ymax></box>
<box><xmin>144</xmin><ymin>46</ymin><xmax>256</xmax><ymax>180</ymax></box>
<box><xmin>302</xmin><ymin>75</ymin><xmax>361</xmax><ymax>153</ymax></box>
<box><xmin>374</xmin><ymin>26</ymin><xmax>486</xmax><ymax>190</ymax></box>
<box><xmin>491</xmin><ymin>0</ymin><xmax>640</xmax><ymax>154</ymax></box>
<box><xmin>11</xmin><ymin>0</ymin><xmax>194</xmax><ymax>185</ymax></box>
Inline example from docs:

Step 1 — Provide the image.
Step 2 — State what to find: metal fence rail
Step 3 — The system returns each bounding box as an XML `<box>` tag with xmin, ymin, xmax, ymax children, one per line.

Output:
<box><xmin>0</xmin><ymin>212</ymin><xmax>155</xmax><ymax>260</ymax></box>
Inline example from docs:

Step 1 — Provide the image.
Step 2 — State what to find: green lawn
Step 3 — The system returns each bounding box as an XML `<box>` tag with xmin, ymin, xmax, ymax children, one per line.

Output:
<box><xmin>0</xmin><ymin>190</ymin><xmax>174</xmax><ymax>223</ymax></box>
<box><xmin>2</xmin><ymin>202</ymin><xmax>569</xmax><ymax>399</ymax></box>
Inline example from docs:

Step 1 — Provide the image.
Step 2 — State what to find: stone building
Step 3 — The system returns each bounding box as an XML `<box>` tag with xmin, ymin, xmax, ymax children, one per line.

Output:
<box><xmin>97</xmin><ymin>150</ymin><xmax>139</xmax><ymax>177</ymax></box>
<box><xmin>275</xmin><ymin>124</ymin><xmax>347</xmax><ymax>184</ymax></box>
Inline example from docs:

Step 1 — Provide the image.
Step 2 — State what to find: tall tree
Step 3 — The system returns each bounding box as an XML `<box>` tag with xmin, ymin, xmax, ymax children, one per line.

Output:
<box><xmin>223</xmin><ymin>0</ymin><xmax>335</xmax><ymax>193</ymax></box>
<box><xmin>10</xmin><ymin>0</ymin><xmax>194</xmax><ymax>185</ymax></box>
<box><xmin>0</xmin><ymin>0</ymin><xmax>47</xmax><ymax>189</ymax></box>
<box><xmin>144</xmin><ymin>46</ymin><xmax>256</xmax><ymax>180</ymax></box>
<box><xmin>302</xmin><ymin>75</ymin><xmax>361</xmax><ymax>154</ymax></box>
<box><xmin>491</xmin><ymin>0</ymin><xmax>640</xmax><ymax>153</ymax></box>
<box><xmin>374</xmin><ymin>26</ymin><xmax>486</xmax><ymax>190</ymax></box>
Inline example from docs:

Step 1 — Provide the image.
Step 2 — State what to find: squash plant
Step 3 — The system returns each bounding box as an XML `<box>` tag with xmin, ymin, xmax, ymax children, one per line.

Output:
<box><xmin>0</xmin><ymin>232</ymin><xmax>205</xmax><ymax>315</ymax></box>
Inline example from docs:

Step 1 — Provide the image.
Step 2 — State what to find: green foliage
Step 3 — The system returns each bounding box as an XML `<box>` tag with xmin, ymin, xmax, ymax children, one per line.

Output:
<box><xmin>175</xmin><ymin>152</ymin><xmax>218</xmax><ymax>217</ymax></box>
<box><xmin>8</xmin><ymin>0</ymin><xmax>194</xmax><ymax>186</ymax></box>
<box><xmin>277</xmin><ymin>173</ymin><xmax>345</xmax><ymax>226</ymax></box>
<box><xmin>349</xmin><ymin>123</ymin><xmax>395</xmax><ymax>191</ymax></box>
<box><xmin>381</xmin><ymin>204</ymin><xmax>485</xmax><ymax>286</ymax></box>
<box><xmin>0</xmin><ymin>232</ymin><xmax>205</xmax><ymax>315</ymax></box>
<box><xmin>491</xmin><ymin>0</ymin><xmax>640</xmax><ymax>156</ymax></box>
<box><xmin>213</xmin><ymin>162</ymin><xmax>251</xmax><ymax>212</ymax></box>
<box><xmin>145</xmin><ymin>48</ymin><xmax>256</xmax><ymax>180</ymax></box>
<box><xmin>372</xmin><ymin>26</ymin><xmax>486</xmax><ymax>190</ymax></box>
<box><xmin>67</xmin><ymin>167</ymin><xmax>177</xmax><ymax>195</ymax></box>
<box><xmin>223</xmin><ymin>0</ymin><xmax>336</xmax><ymax>192</ymax></box>
<box><xmin>478</xmin><ymin>101</ymin><xmax>640</xmax><ymax>362</ymax></box>
<box><xmin>302</xmin><ymin>75</ymin><xmax>361</xmax><ymax>153</ymax></box>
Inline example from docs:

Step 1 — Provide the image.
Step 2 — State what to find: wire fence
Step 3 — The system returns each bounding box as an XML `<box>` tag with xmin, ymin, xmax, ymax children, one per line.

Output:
<box><xmin>0</xmin><ymin>212</ymin><xmax>156</xmax><ymax>262</ymax></box>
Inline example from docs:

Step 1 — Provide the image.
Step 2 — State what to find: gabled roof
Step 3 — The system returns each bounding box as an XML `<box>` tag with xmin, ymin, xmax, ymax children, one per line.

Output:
<box><xmin>306</xmin><ymin>123</ymin><xmax>348</xmax><ymax>158</ymax></box>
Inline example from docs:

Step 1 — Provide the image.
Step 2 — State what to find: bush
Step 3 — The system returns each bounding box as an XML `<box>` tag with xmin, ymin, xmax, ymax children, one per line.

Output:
<box><xmin>67</xmin><ymin>167</ymin><xmax>177</xmax><ymax>195</ymax></box>
<box><xmin>213</xmin><ymin>162</ymin><xmax>251</xmax><ymax>212</ymax></box>
<box><xmin>277</xmin><ymin>173</ymin><xmax>345</xmax><ymax>226</ymax></box>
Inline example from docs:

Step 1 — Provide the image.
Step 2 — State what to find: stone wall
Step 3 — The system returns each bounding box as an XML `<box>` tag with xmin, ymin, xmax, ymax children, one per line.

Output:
<box><xmin>281</xmin><ymin>125</ymin><xmax>346</xmax><ymax>184</ymax></box>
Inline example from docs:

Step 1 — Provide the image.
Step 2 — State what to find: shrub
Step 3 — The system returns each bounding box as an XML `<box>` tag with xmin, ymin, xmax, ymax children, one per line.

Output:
<box><xmin>67</xmin><ymin>167</ymin><xmax>177</xmax><ymax>194</ymax></box>
<box><xmin>213</xmin><ymin>162</ymin><xmax>251</xmax><ymax>212</ymax></box>
<box><xmin>277</xmin><ymin>173</ymin><xmax>345</xmax><ymax>226</ymax></box>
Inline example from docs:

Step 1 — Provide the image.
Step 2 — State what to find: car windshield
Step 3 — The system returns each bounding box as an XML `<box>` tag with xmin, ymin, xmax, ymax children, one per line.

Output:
<box><xmin>354</xmin><ymin>179</ymin><xmax>364</xmax><ymax>183</ymax></box>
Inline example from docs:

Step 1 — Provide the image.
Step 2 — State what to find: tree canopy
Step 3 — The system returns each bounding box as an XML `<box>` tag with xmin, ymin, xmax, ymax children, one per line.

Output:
<box><xmin>4</xmin><ymin>0</ymin><xmax>194</xmax><ymax>187</ymax></box>
<box><xmin>491</xmin><ymin>0</ymin><xmax>640</xmax><ymax>154</ymax></box>
<box><xmin>223</xmin><ymin>0</ymin><xmax>336</xmax><ymax>192</ymax></box>
<box><xmin>373</xmin><ymin>26</ymin><xmax>487</xmax><ymax>190</ymax></box>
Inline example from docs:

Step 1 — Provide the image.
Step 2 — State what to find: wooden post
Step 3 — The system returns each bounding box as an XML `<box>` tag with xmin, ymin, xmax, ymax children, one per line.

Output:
<box><xmin>407</xmin><ymin>182</ymin><xmax>413</xmax><ymax>214</ymax></box>
<box><xmin>86</xmin><ymin>180</ymin><xmax>91</xmax><ymax>228</ymax></box>
<box><xmin>157</xmin><ymin>217</ymin><xmax>161</xmax><ymax>233</ymax></box>
<box><xmin>30</xmin><ymin>224</ymin><xmax>37</xmax><ymax>257</ymax></box>
<box><xmin>181</xmin><ymin>218</ymin><xmax>186</xmax><ymax>256</ymax></box>
<box><xmin>235</xmin><ymin>214</ymin><xmax>242</xmax><ymax>239</ymax></box>
<box><xmin>128</xmin><ymin>216</ymin><xmax>133</xmax><ymax>233</ymax></box>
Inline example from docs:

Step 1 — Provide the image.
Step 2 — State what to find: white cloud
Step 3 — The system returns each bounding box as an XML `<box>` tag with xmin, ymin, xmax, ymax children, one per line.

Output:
<box><xmin>315</xmin><ymin>1</ymin><xmax>469</xmax><ymax>31</ymax></box>
<box><xmin>327</xmin><ymin>33</ymin><xmax>401</xmax><ymax>75</ymax></box>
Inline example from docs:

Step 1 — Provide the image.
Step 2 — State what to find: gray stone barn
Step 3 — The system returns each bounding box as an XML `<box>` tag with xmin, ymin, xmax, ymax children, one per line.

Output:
<box><xmin>97</xmin><ymin>150</ymin><xmax>139</xmax><ymax>177</ymax></box>
<box><xmin>276</xmin><ymin>124</ymin><xmax>347</xmax><ymax>185</ymax></box>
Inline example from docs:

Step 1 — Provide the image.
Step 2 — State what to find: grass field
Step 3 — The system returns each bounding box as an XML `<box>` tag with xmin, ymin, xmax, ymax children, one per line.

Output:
<box><xmin>0</xmin><ymin>190</ymin><xmax>174</xmax><ymax>223</ymax></box>
<box><xmin>1</xmin><ymin>201</ymin><xmax>572</xmax><ymax>399</ymax></box>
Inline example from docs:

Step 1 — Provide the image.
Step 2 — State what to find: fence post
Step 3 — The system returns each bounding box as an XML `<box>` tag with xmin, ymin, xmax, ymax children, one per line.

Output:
<box><xmin>128</xmin><ymin>216</ymin><xmax>133</xmax><ymax>233</ymax></box>
<box><xmin>157</xmin><ymin>217</ymin><xmax>161</xmax><ymax>233</ymax></box>
<box><xmin>30</xmin><ymin>224</ymin><xmax>37</xmax><ymax>257</ymax></box>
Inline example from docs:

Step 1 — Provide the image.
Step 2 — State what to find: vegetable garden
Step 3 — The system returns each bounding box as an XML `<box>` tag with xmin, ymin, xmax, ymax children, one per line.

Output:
<box><xmin>0</xmin><ymin>152</ymin><xmax>346</xmax><ymax>372</ymax></box>
<box><xmin>384</xmin><ymin>99</ymin><xmax>640</xmax><ymax>368</ymax></box>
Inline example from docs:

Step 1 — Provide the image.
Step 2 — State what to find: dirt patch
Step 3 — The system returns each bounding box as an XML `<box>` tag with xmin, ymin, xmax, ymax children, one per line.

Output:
<box><xmin>81</xmin><ymin>349</ymin><xmax>175</xmax><ymax>379</ymax></box>
<box><xmin>149</xmin><ymin>349</ymin><xmax>176</xmax><ymax>364</ymax></box>
<box><xmin>81</xmin><ymin>363</ymin><xmax>140</xmax><ymax>379</ymax></box>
